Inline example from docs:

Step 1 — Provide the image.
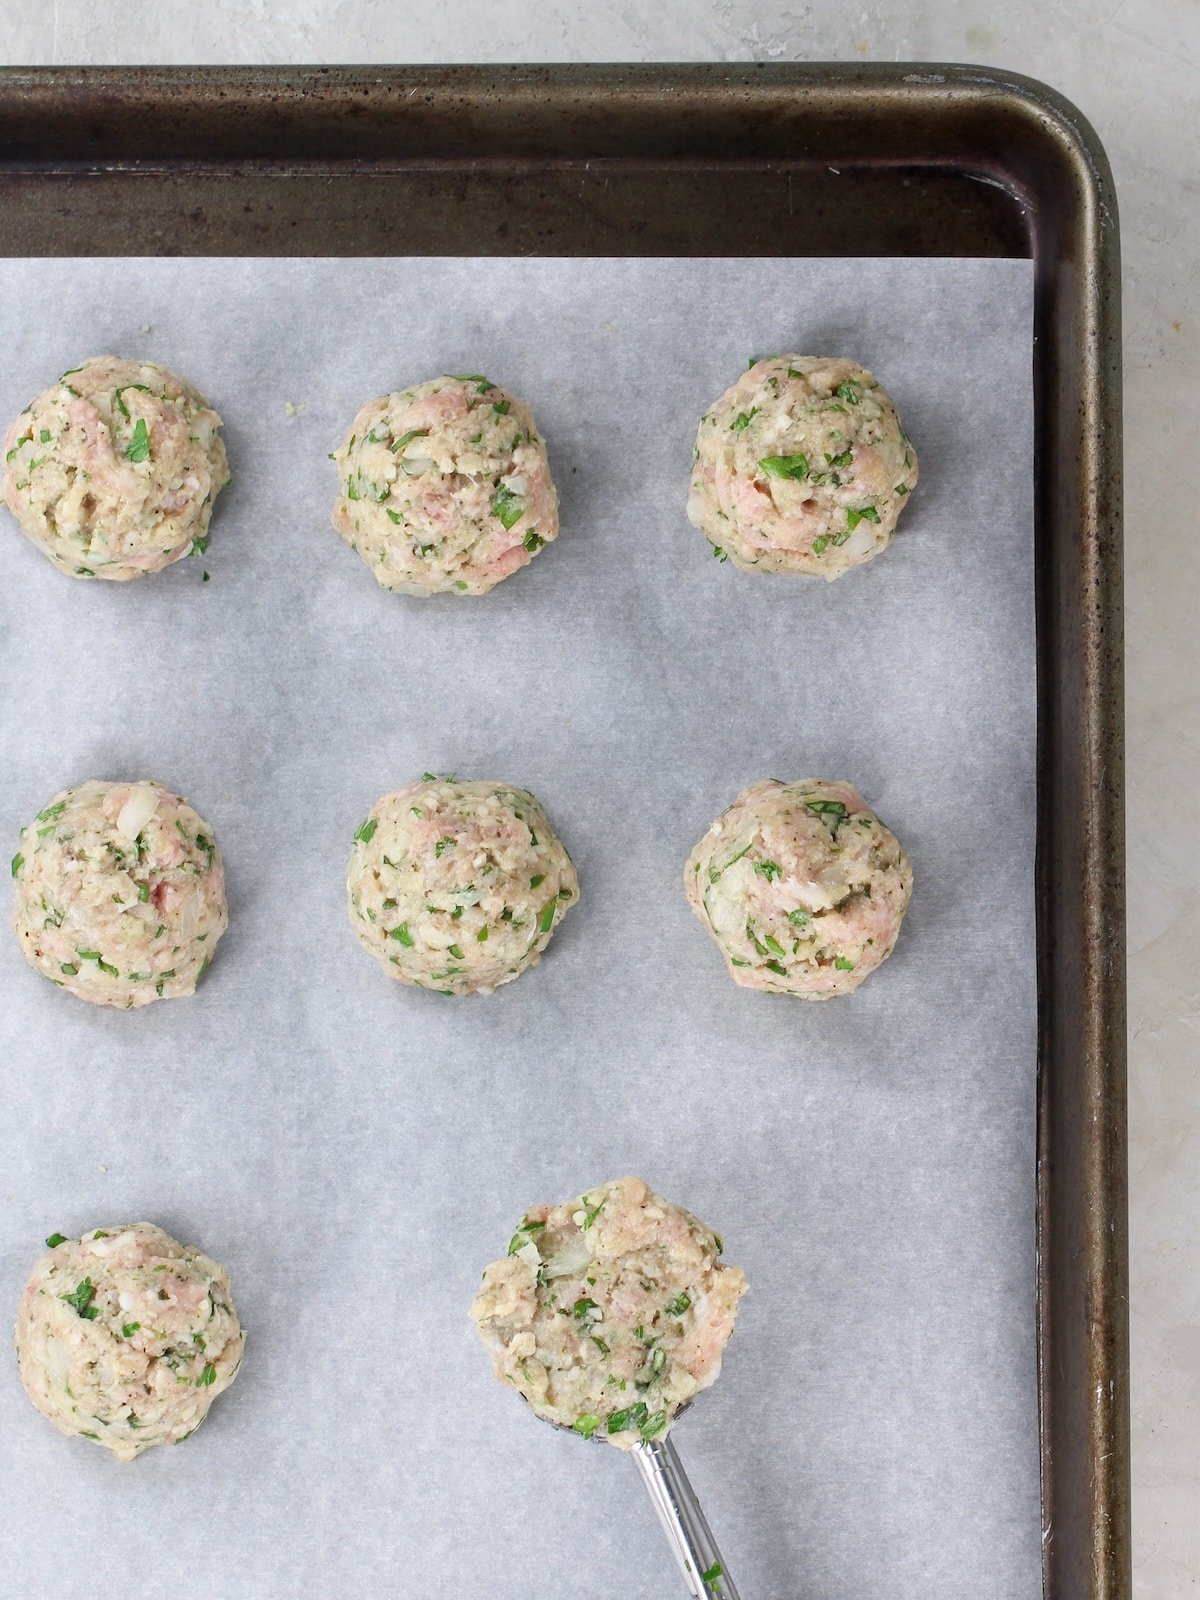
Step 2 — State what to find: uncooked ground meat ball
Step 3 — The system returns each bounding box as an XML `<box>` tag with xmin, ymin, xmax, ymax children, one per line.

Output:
<box><xmin>15</xmin><ymin>1223</ymin><xmax>244</xmax><ymax>1460</ymax></box>
<box><xmin>11</xmin><ymin>779</ymin><xmax>227</xmax><ymax>1008</ymax></box>
<box><xmin>2</xmin><ymin>356</ymin><xmax>229</xmax><ymax>580</ymax></box>
<box><xmin>687</xmin><ymin>356</ymin><xmax>917</xmax><ymax>578</ymax></box>
<box><xmin>346</xmin><ymin>777</ymin><xmax>577</xmax><ymax>995</ymax></box>
<box><xmin>331</xmin><ymin>374</ymin><xmax>559</xmax><ymax>595</ymax></box>
<box><xmin>471</xmin><ymin>1176</ymin><xmax>746</xmax><ymax>1449</ymax></box>
<box><xmin>685</xmin><ymin>779</ymin><xmax>912</xmax><ymax>997</ymax></box>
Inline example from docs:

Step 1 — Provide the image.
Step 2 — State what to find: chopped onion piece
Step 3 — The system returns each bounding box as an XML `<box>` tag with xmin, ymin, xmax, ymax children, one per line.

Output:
<box><xmin>116</xmin><ymin>785</ymin><xmax>159</xmax><ymax>840</ymax></box>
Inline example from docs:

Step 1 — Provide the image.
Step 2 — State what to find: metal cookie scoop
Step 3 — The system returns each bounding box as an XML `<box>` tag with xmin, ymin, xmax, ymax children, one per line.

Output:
<box><xmin>474</xmin><ymin>1178</ymin><xmax>747</xmax><ymax>1595</ymax></box>
<box><xmin>632</xmin><ymin>1429</ymin><xmax>741</xmax><ymax>1599</ymax></box>
<box><xmin>539</xmin><ymin>1399</ymin><xmax>741</xmax><ymax>1599</ymax></box>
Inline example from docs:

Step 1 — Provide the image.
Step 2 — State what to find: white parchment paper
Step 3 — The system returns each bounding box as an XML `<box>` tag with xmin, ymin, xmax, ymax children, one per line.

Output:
<box><xmin>0</xmin><ymin>257</ymin><xmax>1037</xmax><ymax>1599</ymax></box>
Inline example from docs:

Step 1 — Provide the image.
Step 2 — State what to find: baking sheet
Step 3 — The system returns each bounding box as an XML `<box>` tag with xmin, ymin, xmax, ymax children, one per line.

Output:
<box><xmin>0</xmin><ymin>256</ymin><xmax>1037</xmax><ymax>1600</ymax></box>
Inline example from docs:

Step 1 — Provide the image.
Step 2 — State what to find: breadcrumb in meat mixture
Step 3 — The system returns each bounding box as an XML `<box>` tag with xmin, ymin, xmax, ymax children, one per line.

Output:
<box><xmin>331</xmin><ymin>374</ymin><xmax>559</xmax><ymax>595</ymax></box>
<box><xmin>470</xmin><ymin>1176</ymin><xmax>746</xmax><ymax>1448</ymax></box>
<box><xmin>685</xmin><ymin>778</ymin><xmax>912</xmax><ymax>998</ymax></box>
<box><xmin>687</xmin><ymin>355</ymin><xmax>917</xmax><ymax>578</ymax></box>
<box><xmin>15</xmin><ymin>1223</ymin><xmax>244</xmax><ymax>1460</ymax></box>
<box><xmin>2</xmin><ymin>356</ymin><xmax>229</xmax><ymax>580</ymax></box>
<box><xmin>347</xmin><ymin>777</ymin><xmax>577</xmax><ymax>995</ymax></box>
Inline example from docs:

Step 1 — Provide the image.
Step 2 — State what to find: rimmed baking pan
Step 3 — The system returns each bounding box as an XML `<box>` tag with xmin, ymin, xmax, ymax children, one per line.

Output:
<box><xmin>0</xmin><ymin>63</ymin><xmax>1126</xmax><ymax>1599</ymax></box>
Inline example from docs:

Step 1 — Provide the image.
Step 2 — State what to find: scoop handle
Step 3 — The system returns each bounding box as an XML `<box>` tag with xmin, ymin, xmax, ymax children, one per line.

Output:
<box><xmin>632</xmin><ymin>1435</ymin><xmax>741</xmax><ymax>1599</ymax></box>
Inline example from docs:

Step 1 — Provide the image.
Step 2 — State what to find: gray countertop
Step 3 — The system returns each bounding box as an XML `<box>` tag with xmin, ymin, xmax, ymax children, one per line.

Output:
<box><xmin>1</xmin><ymin>3</ymin><xmax>1194</xmax><ymax>1595</ymax></box>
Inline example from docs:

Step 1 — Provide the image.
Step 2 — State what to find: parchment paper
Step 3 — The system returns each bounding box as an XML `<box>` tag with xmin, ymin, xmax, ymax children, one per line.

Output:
<box><xmin>0</xmin><ymin>257</ymin><xmax>1037</xmax><ymax>1599</ymax></box>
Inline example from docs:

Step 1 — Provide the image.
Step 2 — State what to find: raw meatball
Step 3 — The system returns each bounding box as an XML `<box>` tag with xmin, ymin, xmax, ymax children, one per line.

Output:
<box><xmin>687</xmin><ymin>355</ymin><xmax>917</xmax><ymax>578</ymax></box>
<box><xmin>2</xmin><ymin>356</ymin><xmax>229</xmax><ymax>580</ymax></box>
<box><xmin>685</xmin><ymin>779</ymin><xmax>912</xmax><ymax>998</ymax></box>
<box><xmin>347</xmin><ymin>777</ymin><xmax>577</xmax><ymax>995</ymax></box>
<box><xmin>11</xmin><ymin>779</ymin><xmax>227</xmax><ymax>1008</ymax></box>
<box><xmin>470</xmin><ymin>1176</ymin><xmax>746</xmax><ymax>1449</ymax></box>
<box><xmin>15</xmin><ymin>1223</ymin><xmax>244</xmax><ymax>1460</ymax></box>
<box><xmin>331</xmin><ymin>374</ymin><xmax>559</xmax><ymax>596</ymax></box>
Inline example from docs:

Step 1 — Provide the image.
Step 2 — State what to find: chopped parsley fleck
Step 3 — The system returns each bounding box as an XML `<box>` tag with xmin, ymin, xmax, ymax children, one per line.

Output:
<box><xmin>447</xmin><ymin>943</ymin><xmax>464</xmax><ymax>960</ymax></box>
<box><xmin>702</xmin><ymin>1563</ymin><xmax>724</xmax><ymax>1584</ymax></box>
<box><xmin>812</xmin><ymin>535</ymin><xmax>830</xmax><ymax>555</ymax></box>
<box><xmin>763</xmin><ymin>934</ymin><xmax>786</xmax><ymax>957</ymax></box>
<box><xmin>11</xmin><ymin>853</ymin><xmax>24</xmax><ymax>877</ymax></box>
<box><xmin>196</xmin><ymin>1362</ymin><xmax>217</xmax><ymax>1387</ymax></box>
<box><xmin>491</xmin><ymin>485</ymin><xmax>524</xmax><ymax>530</ymax></box>
<box><xmin>664</xmin><ymin>1291</ymin><xmax>691</xmax><ymax>1316</ymax></box>
<box><xmin>765</xmin><ymin>959</ymin><xmax>788</xmax><ymax>976</ymax></box>
<box><xmin>845</xmin><ymin>504</ymin><xmax>881</xmax><ymax>531</ymax></box>
<box><xmin>389</xmin><ymin>924</ymin><xmax>414</xmax><ymax>947</ymax></box>
<box><xmin>834</xmin><ymin>955</ymin><xmax>856</xmax><ymax>971</ymax></box>
<box><xmin>836</xmin><ymin>380</ymin><xmax>861</xmax><ymax>405</ymax></box>
<box><xmin>113</xmin><ymin>383</ymin><xmax>150</xmax><ymax>421</ymax></box>
<box><xmin>61</xmin><ymin>1278</ymin><xmax>98</xmax><ymax>1319</ymax></box>
<box><xmin>758</xmin><ymin>453</ymin><xmax>809</xmax><ymax>480</ymax></box>
<box><xmin>122</xmin><ymin>1322</ymin><xmax>140</xmax><ymax>1337</ymax></box>
<box><xmin>787</xmin><ymin>908</ymin><xmax>812</xmax><ymax>927</ymax></box>
<box><xmin>492</xmin><ymin>399</ymin><xmax>510</xmax><ymax>415</ymax></box>
<box><xmin>573</xmin><ymin>1297</ymin><xmax>599</xmax><ymax>1319</ymax></box>
<box><xmin>45</xmin><ymin>1233</ymin><xmax>68</xmax><ymax>1248</ymax></box>
<box><xmin>573</xmin><ymin>1413</ymin><xmax>600</xmax><ymax>1439</ymax></box>
<box><xmin>607</xmin><ymin>1401</ymin><xmax>648</xmax><ymax>1434</ymax></box>
<box><xmin>354</xmin><ymin>817</ymin><xmax>377</xmax><ymax>844</ymax></box>
<box><xmin>753</xmin><ymin>860</ymin><xmax>781</xmax><ymax>882</ymax></box>
<box><xmin>392</xmin><ymin>427</ymin><xmax>429</xmax><ymax>452</ymax></box>
<box><xmin>522</xmin><ymin>528</ymin><xmax>542</xmax><ymax>552</ymax></box>
<box><xmin>449</xmin><ymin>374</ymin><xmax>493</xmax><ymax>393</ymax></box>
<box><xmin>124</xmin><ymin>418</ymin><xmax>151</xmax><ymax>463</ymax></box>
<box><xmin>806</xmin><ymin>799</ymin><xmax>848</xmax><ymax>825</ymax></box>
<box><xmin>711</xmin><ymin>543</ymin><xmax>728</xmax><ymax>561</ymax></box>
<box><xmin>825</xmin><ymin>448</ymin><xmax>853</xmax><ymax>468</ymax></box>
<box><xmin>582</xmin><ymin>1200</ymin><xmax>605</xmax><ymax>1230</ymax></box>
<box><xmin>640</xmin><ymin>1410</ymin><xmax>668</xmax><ymax>1440</ymax></box>
<box><xmin>731</xmin><ymin>408</ymin><xmax>758</xmax><ymax>431</ymax></box>
<box><xmin>434</xmin><ymin>836</ymin><xmax>454</xmax><ymax>858</ymax></box>
<box><xmin>507</xmin><ymin>1218</ymin><xmax>546</xmax><ymax>1256</ymax></box>
<box><xmin>529</xmin><ymin>873</ymin><xmax>545</xmax><ymax>888</ymax></box>
<box><xmin>537</xmin><ymin>901</ymin><xmax>556</xmax><ymax>934</ymax></box>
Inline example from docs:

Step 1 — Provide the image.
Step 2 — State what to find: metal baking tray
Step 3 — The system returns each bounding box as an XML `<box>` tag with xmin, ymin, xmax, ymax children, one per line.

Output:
<box><xmin>0</xmin><ymin>63</ymin><xmax>1126</xmax><ymax>1598</ymax></box>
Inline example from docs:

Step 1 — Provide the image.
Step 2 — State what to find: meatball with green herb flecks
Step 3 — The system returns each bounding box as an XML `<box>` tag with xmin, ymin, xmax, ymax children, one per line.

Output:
<box><xmin>687</xmin><ymin>355</ymin><xmax>917</xmax><ymax>578</ymax></box>
<box><xmin>15</xmin><ymin>1223</ymin><xmax>244</xmax><ymax>1459</ymax></box>
<box><xmin>346</xmin><ymin>777</ymin><xmax>577</xmax><ymax>995</ymax></box>
<box><xmin>331</xmin><ymin>374</ymin><xmax>559</xmax><ymax>595</ymax></box>
<box><xmin>2</xmin><ymin>356</ymin><xmax>229</xmax><ymax>580</ymax></box>
<box><xmin>685</xmin><ymin>779</ymin><xmax>912</xmax><ymax>997</ymax></box>
<box><xmin>470</xmin><ymin>1176</ymin><xmax>746</xmax><ymax>1449</ymax></box>
<box><xmin>11</xmin><ymin>779</ymin><xmax>227</xmax><ymax>1008</ymax></box>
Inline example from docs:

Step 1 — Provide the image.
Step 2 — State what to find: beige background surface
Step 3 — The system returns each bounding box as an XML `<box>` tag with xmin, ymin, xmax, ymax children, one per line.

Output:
<box><xmin>1</xmin><ymin>2</ymin><xmax>1195</xmax><ymax>1593</ymax></box>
